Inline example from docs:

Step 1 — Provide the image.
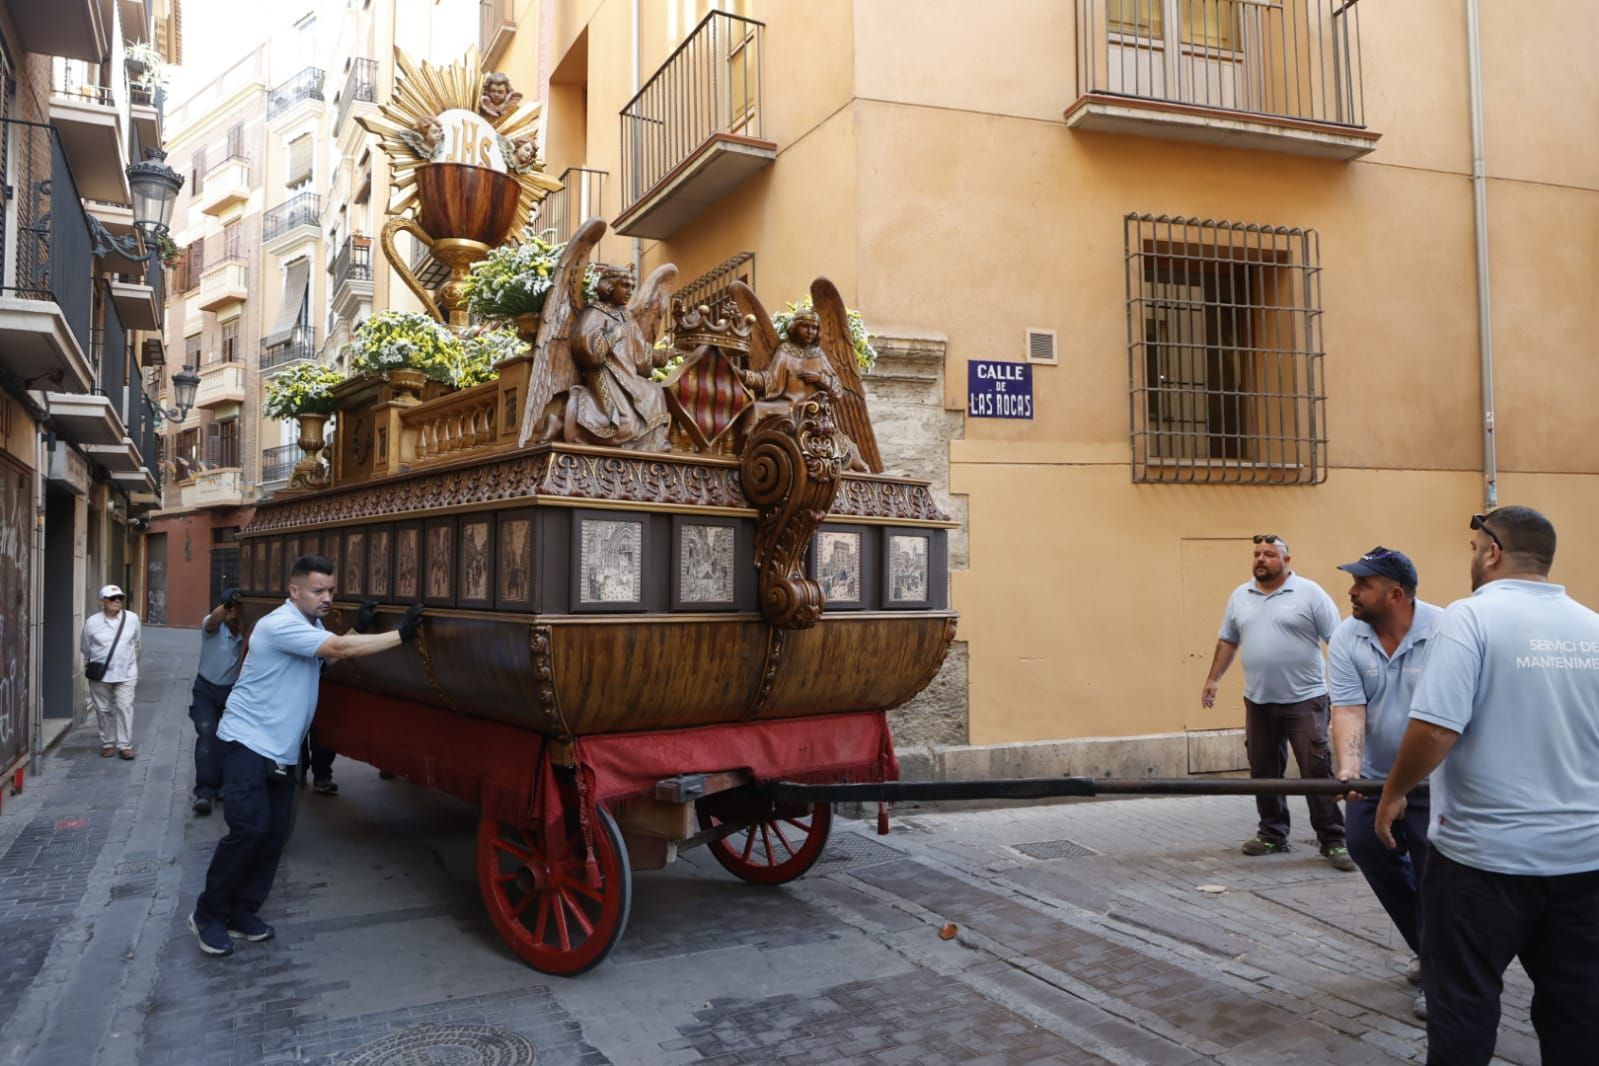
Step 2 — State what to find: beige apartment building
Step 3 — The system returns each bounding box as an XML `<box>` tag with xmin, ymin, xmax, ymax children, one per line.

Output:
<box><xmin>495</xmin><ymin>0</ymin><xmax>1599</xmax><ymax>773</ymax></box>
<box><xmin>0</xmin><ymin>0</ymin><xmax>180</xmax><ymax>771</ymax></box>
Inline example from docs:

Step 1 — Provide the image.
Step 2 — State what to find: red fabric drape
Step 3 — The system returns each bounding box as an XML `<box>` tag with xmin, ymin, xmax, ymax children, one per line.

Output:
<box><xmin>316</xmin><ymin>682</ymin><xmax>898</xmax><ymax>836</ymax></box>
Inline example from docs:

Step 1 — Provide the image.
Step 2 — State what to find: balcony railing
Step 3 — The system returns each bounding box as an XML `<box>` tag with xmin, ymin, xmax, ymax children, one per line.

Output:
<box><xmin>332</xmin><ymin>234</ymin><xmax>372</xmax><ymax>292</ymax></box>
<box><xmin>52</xmin><ymin>72</ymin><xmax>115</xmax><ymax>107</ymax></box>
<box><xmin>263</xmin><ymin>192</ymin><xmax>321</xmax><ymax>242</ymax></box>
<box><xmin>92</xmin><ymin>287</ymin><xmax>130</xmax><ymax>428</ymax></box>
<box><xmin>261</xmin><ymin>443</ymin><xmax>300</xmax><ymax>485</ymax></box>
<box><xmin>539</xmin><ymin>167</ymin><xmax>608</xmax><ymax>244</ymax></box>
<box><xmin>129</xmin><ymin>83</ymin><xmax>155</xmax><ymax>108</ymax></box>
<box><xmin>0</xmin><ymin>120</ymin><xmax>94</xmax><ymax>358</ymax></box>
<box><xmin>268</xmin><ymin>67</ymin><xmax>326</xmax><ymax>120</ymax></box>
<box><xmin>1075</xmin><ymin>0</ymin><xmax>1365</xmax><ymax>127</ymax></box>
<box><xmin>262</xmin><ymin>327</ymin><xmax>318</xmax><ymax>370</ymax></box>
<box><xmin>135</xmin><ymin>392</ymin><xmax>161</xmax><ymax>490</ymax></box>
<box><xmin>335</xmin><ymin>58</ymin><xmax>378</xmax><ymax>136</ymax></box>
<box><xmin>620</xmin><ymin>11</ymin><xmax>766</xmax><ymax>206</ymax></box>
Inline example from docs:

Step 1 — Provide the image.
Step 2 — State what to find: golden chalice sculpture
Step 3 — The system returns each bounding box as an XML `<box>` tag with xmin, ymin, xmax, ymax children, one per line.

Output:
<box><xmin>360</xmin><ymin>51</ymin><xmax>562</xmax><ymax>327</ymax></box>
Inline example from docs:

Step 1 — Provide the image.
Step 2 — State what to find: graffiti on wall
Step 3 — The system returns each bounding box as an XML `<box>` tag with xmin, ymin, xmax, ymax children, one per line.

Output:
<box><xmin>0</xmin><ymin>458</ymin><xmax>30</xmax><ymax>773</ymax></box>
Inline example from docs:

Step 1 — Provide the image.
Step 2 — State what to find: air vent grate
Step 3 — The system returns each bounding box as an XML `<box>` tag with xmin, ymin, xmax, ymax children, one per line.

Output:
<box><xmin>1026</xmin><ymin>328</ymin><xmax>1057</xmax><ymax>364</ymax></box>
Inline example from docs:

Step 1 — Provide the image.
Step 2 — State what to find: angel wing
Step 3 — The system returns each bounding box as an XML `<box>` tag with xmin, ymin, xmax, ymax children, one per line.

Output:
<box><xmin>729</xmin><ymin>280</ymin><xmax>780</xmax><ymax>373</ymax></box>
<box><xmin>517</xmin><ymin>217</ymin><xmax>607</xmax><ymax>447</ymax></box>
<box><xmin>628</xmin><ymin>263</ymin><xmax>679</xmax><ymax>346</ymax></box>
<box><xmin>811</xmin><ymin>278</ymin><xmax>884</xmax><ymax>473</ymax></box>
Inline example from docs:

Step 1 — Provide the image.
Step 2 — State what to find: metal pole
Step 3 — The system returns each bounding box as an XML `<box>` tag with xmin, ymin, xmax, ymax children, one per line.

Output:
<box><xmin>769</xmin><ymin>776</ymin><xmax>1420</xmax><ymax>804</ymax></box>
<box><xmin>1466</xmin><ymin>0</ymin><xmax>1497</xmax><ymax>510</ymax></box>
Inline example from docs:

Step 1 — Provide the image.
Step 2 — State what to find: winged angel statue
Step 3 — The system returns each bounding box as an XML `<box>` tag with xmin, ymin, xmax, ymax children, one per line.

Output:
<box><xmin>730</xmin><ymin>278</ymin><xmax>883</xmax><ymax>473</ymax></box>
<box><xmin>517</xmin><ymin>218</ymin><xmax>679</xmax><ymax>451</ymax></box>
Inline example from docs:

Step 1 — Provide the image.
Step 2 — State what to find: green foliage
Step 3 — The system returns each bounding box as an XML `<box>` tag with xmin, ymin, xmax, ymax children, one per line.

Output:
<box><xmin>154</xmin><ymin>232</ymin><xmax>181</xmax><ymax>269</ymax></box>
<box><xmin>463</xmin><ymin>227</ymin><xmax>603</xmax><ymax>320</ymax></box>
<box><xmin>350</xmin><ymin>310</ymin><xmax>464</xmax><ymax>383</ymax></box>
<box><xmin>455</xmin><ymin>325</ymin><xmax>528</xmax><ymax>388</ymax></box>
<box><xmin>264</xmin><ymin>361</ymin><xmax>344</xmax><ymax>420</ymax></box>
<box><xmin>771</xmin><ymin>298</ymin><xmax>879</xmax><ymax>371</ymax></box>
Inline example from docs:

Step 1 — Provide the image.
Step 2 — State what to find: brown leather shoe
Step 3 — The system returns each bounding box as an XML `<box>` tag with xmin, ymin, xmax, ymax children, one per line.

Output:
<box><xmin>100</xmin><ymin>745</ymin><xmax>115</xmax><ymax>757</ymax></box>
<box><xmin>118</xmin><ymin>748</ymin><xmax>136</xmax><ymax>760</ymax></box>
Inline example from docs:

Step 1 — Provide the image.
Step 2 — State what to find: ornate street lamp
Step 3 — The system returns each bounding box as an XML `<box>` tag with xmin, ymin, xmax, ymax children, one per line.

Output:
<box><xmin>153</xmin><ymin>365</ymin><xmax>201</xmax><ymax>424</ymax></box>
<box><xmin>87</xmin><ymin>148</ymin><xmax>185</xmax><ymax>264</ymax></box>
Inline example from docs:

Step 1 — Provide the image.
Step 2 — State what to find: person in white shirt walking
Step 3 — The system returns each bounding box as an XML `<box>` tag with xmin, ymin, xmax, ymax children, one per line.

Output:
<box><xmin>81</xmin><ymin>584</ymin><xmax>142</xmax><ymax>759</ymax></box>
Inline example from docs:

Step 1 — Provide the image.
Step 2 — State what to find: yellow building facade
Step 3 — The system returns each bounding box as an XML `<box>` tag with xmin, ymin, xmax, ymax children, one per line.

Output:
<box><xmin>491</xmin><ymin>0</ymin><xmax>1599</xmax><ymax>773</ymax></box>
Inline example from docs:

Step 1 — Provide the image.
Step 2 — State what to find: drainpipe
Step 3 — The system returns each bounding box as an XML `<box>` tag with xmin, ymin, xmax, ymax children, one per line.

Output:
<box><xmin>1466</xmin><ymin>0</ymin><xmax>1497</xmax><ymax>510</ymax></box>
<box><xmin>631</xmin><ymin>0</ymin><xmax>643</xmax><ymax>280</ymax></box>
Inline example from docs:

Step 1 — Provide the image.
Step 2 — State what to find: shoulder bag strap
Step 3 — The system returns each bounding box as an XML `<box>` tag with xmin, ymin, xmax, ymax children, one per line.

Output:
<box><xmin>102</xmin><ymin>610</ymin><xmax>128</xmax><ymax>665</ymax></box>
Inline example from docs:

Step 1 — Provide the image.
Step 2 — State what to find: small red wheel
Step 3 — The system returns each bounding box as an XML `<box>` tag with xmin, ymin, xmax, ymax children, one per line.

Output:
<box><xmin>698</xmin><ymin>800</ymin><xmax>832</xmax><ymax>885</ymax></box>
<box><xmin>476</xmin><ymin>806</ymin><xmax>631</xmax><ymax>975</ymax></box>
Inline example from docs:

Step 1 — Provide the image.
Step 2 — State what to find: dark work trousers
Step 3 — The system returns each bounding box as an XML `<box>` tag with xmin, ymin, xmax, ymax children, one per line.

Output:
<box><xmin>299</xmin><ymin>729</ymin><xmax>335</xmax><ymax>783</ymax></box>
<box><xmin>1345</xmin><ymin>794</ymin><xmax>1431</xmax><ymax>954</ymax></box>
<box><xmin>1243</xmin><ymin>695</ymin><xmax>1345</xmax><ymax>848</ymax></box>
<box><xmin>188</xmin><ymin>677</ymin><xmax>231</xmax><ymax>800</ymax></box>
<box><xmin>1421</xmin><ymin>847</ymin><xmax>1599</xmax><ymax>1066</ymax></box>
<box><xmin>196</xmin><ymin>740</ymin><xmax>297</xmax><ymax>924</ymax></box>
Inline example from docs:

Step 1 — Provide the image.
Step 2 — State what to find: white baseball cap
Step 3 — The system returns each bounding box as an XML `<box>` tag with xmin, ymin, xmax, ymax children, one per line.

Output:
<box><xmin>99</xmin><ymin>585</ymin><xmax>124</xmax><ymax>599</ymax></box>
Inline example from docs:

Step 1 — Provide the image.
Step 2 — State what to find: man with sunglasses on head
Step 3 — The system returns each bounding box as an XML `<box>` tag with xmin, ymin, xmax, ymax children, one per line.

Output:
<box><xmin>1203</xmin><ymin>535</ymin><xmax>1351</xmax><ymax>870</ymax></box>
<box><xmin>1376</xmin><ymin>507</ymin><xmax>1599</xmax><ymax>1065</ymax></box>
<box><xmin>1328</xmin><ymin>547</ymin><xmax>1441</xmax><ymax>1019</ymax></box>
<box><xmin>81</xmin><ymin>585</ymin><xmax>142</xmax><ymax>759</ymax></box>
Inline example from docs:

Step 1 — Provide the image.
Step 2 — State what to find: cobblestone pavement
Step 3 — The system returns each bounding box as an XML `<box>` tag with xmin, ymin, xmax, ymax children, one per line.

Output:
<box><xmin>0</xmin><ymin>628</ymin><xmax>1540</xmax><ymax>1064</ymax></box>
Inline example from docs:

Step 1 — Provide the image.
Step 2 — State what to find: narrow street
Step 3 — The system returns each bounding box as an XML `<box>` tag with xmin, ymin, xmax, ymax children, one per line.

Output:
<box><xmin>0</xmin><ymin>628</ymin><xmax>1536</xmax><ymax>1065</ymax></box>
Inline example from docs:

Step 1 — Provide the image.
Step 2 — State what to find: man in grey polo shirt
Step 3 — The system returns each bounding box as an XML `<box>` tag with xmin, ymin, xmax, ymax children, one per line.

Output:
<box><xmin>1329</xmin><ymin>546</ymin><xmax>1440</xmax><ymax>1018</ymax></box>
<box><xmin>1203</xmin><ymin>535</ymin><xmax>1350</xmax><ymax>869</ymax></box>
<box><xmin>1377</xmin><ymin>507</ymin><xmax>1599</xmax><ymax>1065</ymax></box>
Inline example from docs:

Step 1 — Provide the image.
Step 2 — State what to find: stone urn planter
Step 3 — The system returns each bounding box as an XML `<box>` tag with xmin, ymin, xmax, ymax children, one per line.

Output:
<box><xmin>384</xmin><ymin>367</ymin><xmax>429</xmax><ymax>403</ymax></box>
<box><xmin>512</xmin><ymin>312</ymin><xmax>541</xmax><ymax>347</ymax></box>
<box><xmin>288</xmin><ymin>413</ymin><xmax>331</xmax><ymax>490</ymax></box>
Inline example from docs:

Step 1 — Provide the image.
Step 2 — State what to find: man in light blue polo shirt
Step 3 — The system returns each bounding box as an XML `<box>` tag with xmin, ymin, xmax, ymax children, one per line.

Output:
<box><xmin>189</xmin><ymin>588</ymin><xmax>245</xmax><ymax>816</ymax></box>
<box><xmin>1328</xmin><ymin>546</ymin><xmax>1441</xmax><ymax>1018</ymax></box>
<box><xmin>1377</xmin><ymin>507</ymin><xmax>1599</xmax><ymax>1065</ymax></box>
<box><xmin>1203</xmin><ymin>535</ymin><xmax>1349</xmax><ymax>868</ymax></box>
<box><xmin>190</xmin><ymin>554</ymin><xmax>423</xmax><ymax>958</ymax></box>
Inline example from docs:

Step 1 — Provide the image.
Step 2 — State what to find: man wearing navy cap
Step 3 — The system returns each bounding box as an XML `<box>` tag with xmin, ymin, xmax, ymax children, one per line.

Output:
<box><xmin>1328</xmin><ymin>546</ymin><xmax>1441</xmax><ymax>1020</ymax></box>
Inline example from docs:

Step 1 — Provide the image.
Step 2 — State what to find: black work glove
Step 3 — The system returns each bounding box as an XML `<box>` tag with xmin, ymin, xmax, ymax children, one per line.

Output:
<box><xmin>353</xmin><ymin>599</ymin><xmax>381</xmax><ymax>634</ymax></box>
<box><xmin>398</xmin><ymin>603</ymin><xmax>425</xmax><ymax>643</ymax></box>
<box><xmin>221</xmin><ymin>587</ymin><xmax>242</xmax><ymax>609</ymax></box>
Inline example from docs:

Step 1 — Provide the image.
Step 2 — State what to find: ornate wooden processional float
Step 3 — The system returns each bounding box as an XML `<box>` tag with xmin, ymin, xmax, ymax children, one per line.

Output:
<box><xmin>236</xmin><ymin>51</ymin><xmax>956</xmax><ymax>975</ymax></box>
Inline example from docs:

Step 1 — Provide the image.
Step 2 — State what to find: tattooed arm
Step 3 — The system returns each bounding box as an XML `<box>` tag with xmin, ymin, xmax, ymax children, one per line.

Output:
<box><xmin>1330</xmin><ymin>703</ymin><xmax>1367</xmax><ymax>799</ymax></box>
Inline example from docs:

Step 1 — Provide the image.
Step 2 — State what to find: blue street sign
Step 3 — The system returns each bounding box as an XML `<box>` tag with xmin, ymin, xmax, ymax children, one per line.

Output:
<box><xmin>967</xmin><ymin>360</ymin><xmax>1033</xmax><ymax>419</ymax></box>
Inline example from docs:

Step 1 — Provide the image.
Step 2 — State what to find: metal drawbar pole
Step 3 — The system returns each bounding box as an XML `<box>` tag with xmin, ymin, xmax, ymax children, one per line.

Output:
<box><xmin>768</xmin><ymin>777</ymin><xmax>1423</xmax><ymax>805</ymax></box>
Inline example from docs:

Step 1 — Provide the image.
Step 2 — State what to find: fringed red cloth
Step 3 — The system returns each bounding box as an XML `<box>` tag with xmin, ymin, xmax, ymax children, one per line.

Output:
<box><xmin>316</xmin><ymin>682</ymin><xmax>898</xmax><ymax>836</ymax></box>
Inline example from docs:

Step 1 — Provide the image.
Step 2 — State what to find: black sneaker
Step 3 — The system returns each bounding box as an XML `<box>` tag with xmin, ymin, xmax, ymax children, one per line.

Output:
<box><xmin>1241</xmin><ymin>835</ymin><xmax>1291</xmax><ymax>856</ymax></box>
<box><xmin>192</xmin><ymin>796</ymin><xmax>213</xmax><ymax>816</ymax></box>
<box><xmin>312</xmin><ymin>778</ymin><xmax>339</xmax><ymax>796</ymax></box>
<box><xmin>226</xmin><ymin>913</ymin><xmax>275</xmax><ymax>942</ymax></box>
<box><xmin>189</xmin><ymin>913</ymin><xmax>234</xmax><ymax>957</ymax></box>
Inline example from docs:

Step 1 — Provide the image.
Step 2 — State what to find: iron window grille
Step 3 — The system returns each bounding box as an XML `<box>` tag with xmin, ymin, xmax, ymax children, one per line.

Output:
<box><xmin>676</xmin><ymin>251</ymin><xmax>755</xmax><ymax>316</ymax></box>
<box><xmin>1125</xmin><ymin>213</ymin><xmax>1326</xmax><ymax>485</ymax></box>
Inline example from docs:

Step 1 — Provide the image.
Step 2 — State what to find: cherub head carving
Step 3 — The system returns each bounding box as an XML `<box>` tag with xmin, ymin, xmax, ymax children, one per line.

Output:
<box><xmin>415</xmin><ymin>115</ymin><xmax>444</xmax><ymax>154</ymax></box>
<box><xmin>511</xmin><ymin>136</ymin><xmax>538</xmax><ymax>168</ymax></box>
<box><xmin>479</xmin><ymin>72</ymin><xmax>524</xmax><ymax>119</ymax></box>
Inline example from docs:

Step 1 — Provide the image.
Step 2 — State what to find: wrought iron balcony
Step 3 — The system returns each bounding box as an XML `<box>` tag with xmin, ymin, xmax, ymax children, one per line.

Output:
<box><xmin>0</xmin><ymin>119</ymin><xmax>96</xmax><ymax>391</ymax></box>
<box><xmin>539</xmin><ymin>168</ymin><xmax>607</xmax><ymax>245</ymax></box>
<box><xmin>335</xmin><ymin>58</ymin><xmax>378</xmax><ymax>137</ymax></box>
<box><xmin>616</xmin><ymin>11</ymin><xmax>773</xmax><ymax>239</ymax></box>
<box><xmin>268</xmin><ymin>67</ymin><xmax>325</xmax><ymax>120</ymax></box>
<box><xmin>262</xmin><ymin>327</ymin><xmax>318</xmax><ymax>371</ymax></box>
<box><xmin>260</xmin><ymin>443</ymin><xmax>300</xmax><ymax>485</ymax></box>
<box><xmin>263</xmin><ymin>192</ymin><xmax>321</xmax><ymax>242</ymax></box>
<box><xmin>332</xmin><ymin>234</ymin><xmax>372</xmax><ymax>292</ymax></box>
<box><xmin>1070</xmin><ymin>0</ymin><xmax>1374</xmax><ymax>158</ymax></box>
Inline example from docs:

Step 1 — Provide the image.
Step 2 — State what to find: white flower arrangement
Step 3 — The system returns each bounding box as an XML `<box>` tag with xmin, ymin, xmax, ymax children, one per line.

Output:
<box><xmin>350</xmin><ymin>310</ymin><xmax>464</xmax><ymax>383</ymax></box>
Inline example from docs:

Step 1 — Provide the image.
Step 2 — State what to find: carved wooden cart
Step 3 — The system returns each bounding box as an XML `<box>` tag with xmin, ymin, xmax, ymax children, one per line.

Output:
<box><xmin>236</xmin><ymin>365</ymin><xmax>957</xmax><ymax>975</ymax></box>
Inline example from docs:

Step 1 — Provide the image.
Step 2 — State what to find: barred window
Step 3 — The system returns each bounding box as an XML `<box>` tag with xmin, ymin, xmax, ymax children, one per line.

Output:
<box><xmin>1125</xmin><ymin>214</ymin><xmax>1326</xmax><ymax>485</ymax></box>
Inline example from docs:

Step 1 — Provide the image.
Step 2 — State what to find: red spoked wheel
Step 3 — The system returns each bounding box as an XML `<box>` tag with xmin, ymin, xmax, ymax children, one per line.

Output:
<box><xmin>697</xmin><ymin>795</ymin><xmax>832</xmax><ymax>885</ymax></box>
<box><xmin>475</xmin><ymin>806</ymin><xmax>632</xmax><ymax>976</ymax></box>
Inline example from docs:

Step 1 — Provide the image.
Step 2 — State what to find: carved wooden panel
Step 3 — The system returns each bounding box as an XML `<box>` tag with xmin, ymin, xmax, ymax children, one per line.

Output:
<box><xmin>457</xmin><ymin>515</ymin><xmax>494</xmax><ymax>609</ymax></box>
<box><xmin>367</xmin><ymin>525</ymin><xmax>393</xmax><ymax>601</ymax></box>
<box><xmin>394</xmin><ymin>523</ymin><xmax>421</xmax><ymax>602</ymax></box>
<box><xmin>424</xmin><ymin>517</ymin><xmax>456</xmax><ymax>607</ymax></box>
<box><xmin>495</xmin><ymin>510</ymin><xmax>535</xmax><ymax>610</ymax></box>
<box><xmin>342</xmin><ymin>528</ymin><xmax>367</xmax><ymax>599</ymax></box>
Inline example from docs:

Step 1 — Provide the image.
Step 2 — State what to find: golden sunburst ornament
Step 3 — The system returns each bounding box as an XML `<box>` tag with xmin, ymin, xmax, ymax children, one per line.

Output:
<box><xmin>358</xmin><ymin>47</ymin><xmax>563</xmax><ymax>235</ymax></box>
